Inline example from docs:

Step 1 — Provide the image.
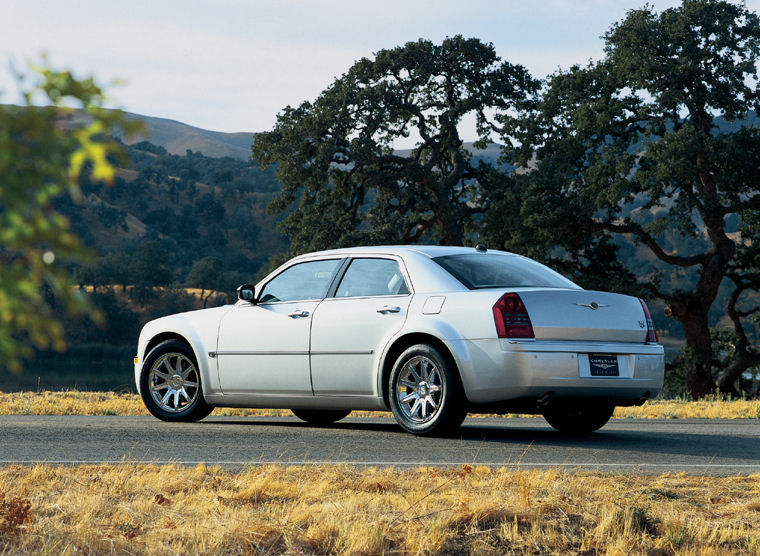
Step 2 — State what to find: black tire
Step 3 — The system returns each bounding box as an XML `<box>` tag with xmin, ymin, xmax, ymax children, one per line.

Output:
<box><xmin>542</xmin><ymin>402</ymin><xmax>614</xmax><ymax>434</ymax></box>
<box><xmin>140</xmin><ymin>340</ymin><xmax>214</xmax><ymax>422</ymax></box>
<box><xmin>389</xmin><ymin>344</ymin><xmax>467</xmax><ymax>436</ymax></box>
<box><xmin>291</xmin><ymin>409</ymin><xmax>351</xmax><ymax>425</ymax></box>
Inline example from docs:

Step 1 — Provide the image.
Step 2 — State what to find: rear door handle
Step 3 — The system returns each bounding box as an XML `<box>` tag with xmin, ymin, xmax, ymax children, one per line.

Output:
<box><xmin>288</xmin><ymin>310</ymin><xmax>310</xmax><ymax>318</ymax></box>
<box><xmin>376</xmin><ymin>305</ymin><xmax>401</xmax><ymax>314</ymax></box>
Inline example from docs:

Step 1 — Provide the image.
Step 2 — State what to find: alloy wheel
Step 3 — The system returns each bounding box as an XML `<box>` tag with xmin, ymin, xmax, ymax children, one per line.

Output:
<box><xmin>395</xmin><ymin>355</ymin><xmax>444</xmax><ymax>424</ymax></box>
<box><xmin>148</xmin><ymin>352</ymin><xmax>200</xmax><ymax>413</ymax></box>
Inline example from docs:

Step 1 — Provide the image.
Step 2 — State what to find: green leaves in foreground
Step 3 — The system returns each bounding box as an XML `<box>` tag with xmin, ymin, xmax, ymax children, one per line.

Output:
<box><xmin>0</xmin><ymin>63</ymin><xmax>140</xmax><ymax>372</ymax></box>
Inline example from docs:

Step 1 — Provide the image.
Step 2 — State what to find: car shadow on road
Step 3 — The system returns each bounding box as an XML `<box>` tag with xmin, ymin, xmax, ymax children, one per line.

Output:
<box><xmin>201</xmin><ymin>416</ymin><xmax>760</xmax><ymax>463</ymax></box>
<box><xmin>456</xmin><ymin>422</ymin><xmax>760</xmax><ymax>463</ymax></box>
<box><xmin>203</xmin><ymin>416</ymin><xmax>402</xmax><ymax>433</ymax></box>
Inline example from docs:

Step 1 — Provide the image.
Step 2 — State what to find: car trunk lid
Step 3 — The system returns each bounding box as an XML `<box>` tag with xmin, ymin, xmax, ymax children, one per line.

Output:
<box><xmin>518</xmin><ymin>289</ymin><xmax>648</xmax><ymax>343</ymax></box>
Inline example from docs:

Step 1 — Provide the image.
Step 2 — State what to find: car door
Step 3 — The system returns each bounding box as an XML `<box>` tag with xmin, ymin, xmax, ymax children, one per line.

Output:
<box><xmin>310</xmin><ymin>257</ymin><xmax>412</xmax><ymax>396</ymax></box>
<box><xmin>216</xmin><ymin>258</ymin><xmax>342</xmax><ymax>395</ymax></box>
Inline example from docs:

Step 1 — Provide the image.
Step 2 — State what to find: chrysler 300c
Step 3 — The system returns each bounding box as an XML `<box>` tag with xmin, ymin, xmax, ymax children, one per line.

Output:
<box><xmin>134</xmin><ymin>245</ymin><xmax>664</xmax><ymax>435</ymax></box>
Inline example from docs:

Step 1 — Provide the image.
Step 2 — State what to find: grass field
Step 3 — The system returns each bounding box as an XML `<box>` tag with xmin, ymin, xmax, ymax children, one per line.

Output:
<box><xmin>0</xmin><ymin>390</ymin><xmax>758</xmax><ymax>419</ymax></box>
<box><xmin>1</xmin><ymin>463</ymin><xmax>759</xmax><ymax>555</ymax></box>
<box><xmin>2</xmin><ymin>392</ymin><xmax>758</xmax><ymax>554</ymax></box>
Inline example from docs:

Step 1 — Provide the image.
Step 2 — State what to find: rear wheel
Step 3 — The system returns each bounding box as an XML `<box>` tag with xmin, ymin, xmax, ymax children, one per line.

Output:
<box><xmin>389</xmin><ymin>344</ymin><xmax>467</xmax><ymax>436</ymax></box>
<box><xmin>140</xmin><ymin>340</ymin><xmax>213</xmax><ymax>422</ymax></box>
<box><xmin>291</xmin><ymin>409</ymin><xmax>351</xmax><ymax>425</ymax></box>
<box><xmin>542</xmin><ymin>402</ymin><xmax>614</xmax><ymax>434</ymax></box>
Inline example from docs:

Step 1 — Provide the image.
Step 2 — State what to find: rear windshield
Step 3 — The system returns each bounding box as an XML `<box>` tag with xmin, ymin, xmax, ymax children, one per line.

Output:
<box><xmin>433</xmin><ymin>254</ymin><xmax>579</xmax><ymax>290</ymax></box>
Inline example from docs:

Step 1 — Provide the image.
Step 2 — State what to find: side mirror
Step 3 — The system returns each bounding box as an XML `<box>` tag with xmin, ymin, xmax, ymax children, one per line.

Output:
<box><xmin>236</xmin><ymin>284</ymin><xmax>256</xmax><ymax>304</ymax></box>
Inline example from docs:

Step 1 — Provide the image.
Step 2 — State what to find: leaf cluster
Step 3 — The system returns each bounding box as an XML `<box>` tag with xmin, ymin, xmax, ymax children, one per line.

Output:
<box><xmin>0</xmin><ymin>63</ymin><xmax>136</xmax><ymax>371</ymax></box>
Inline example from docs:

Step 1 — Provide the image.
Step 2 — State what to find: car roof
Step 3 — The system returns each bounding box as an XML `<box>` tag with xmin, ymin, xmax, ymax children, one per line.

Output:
<box><xmin>264</xmin><ymin>245</ymin><xmax>535</xmax><ymax>294</ymax></box>
<box><xmin>298</xmin><ymin>245</ymin><xmax>517</xmax><ymax>259</ymax></box>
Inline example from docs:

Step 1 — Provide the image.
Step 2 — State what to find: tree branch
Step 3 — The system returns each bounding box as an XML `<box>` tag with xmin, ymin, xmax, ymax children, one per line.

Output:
<box><xmin>723</xmin><ymin>194</ymin><xmax>760</xmax><ymax>215</ymax></box>
<box><xmin>592</xmin><ymin>219</ymin><xmax>709</xmax><ymax>267</ymax></box>
<box><xmin>637</xmin><ymin>280</ymin><xmax>673</xmax><ymax>303</ymax></box>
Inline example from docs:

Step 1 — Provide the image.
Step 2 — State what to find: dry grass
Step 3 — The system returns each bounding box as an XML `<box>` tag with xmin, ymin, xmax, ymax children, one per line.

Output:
<box><xmin>0</xmin><ymin>463</ymin><xmax>759</xmax><ymax>555</ymax></box>
<box><xmin>615</xmin><ymin>398</ymin><xmax>760</xmax><ymax>420</ymax></box>
<box><xmin>0</xmin><ymin>390</ymin><xmax>758</xmax><ymax>420</ymax></box>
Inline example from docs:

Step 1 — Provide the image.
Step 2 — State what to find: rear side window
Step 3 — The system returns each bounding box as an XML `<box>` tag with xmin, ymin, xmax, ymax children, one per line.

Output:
<box><xmin>335</xmin><ymin>258</ymin><xmax>409</xmax><ymax>297</ymax></box>
<box><xmin>433</xmin><ymin>254</ymin><xmax>579</xmax><ymax>290</ymax></box>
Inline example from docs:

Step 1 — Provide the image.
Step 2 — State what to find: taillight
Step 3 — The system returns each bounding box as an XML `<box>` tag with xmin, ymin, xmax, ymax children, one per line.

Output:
<box><xmin>638</xmin><ymin>298</ymin><xmax>658</xmax><ymax>343</ymax></box>
<box><xmin>493</xmin><ymin>293</ymin><xmax>535</xmax><ymax>339</ymax></box>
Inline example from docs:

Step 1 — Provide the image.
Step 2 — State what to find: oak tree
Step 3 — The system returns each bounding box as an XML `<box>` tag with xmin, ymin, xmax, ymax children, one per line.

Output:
<box><xmin>502</xmin><ymin>0</ymin><xmax>760</xmax><ymax>397</ymax></box>
<box><xmin>253</xmin><ymin>36</ymin><xmax>537</xmax><ymax>254</ymax></box>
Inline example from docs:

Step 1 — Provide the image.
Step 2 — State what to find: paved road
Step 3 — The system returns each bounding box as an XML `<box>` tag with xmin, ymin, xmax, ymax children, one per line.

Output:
<box><xmin>1</xmin><ymin>416</ymin><xmax>758</xmax><ymax>474</ymax></box>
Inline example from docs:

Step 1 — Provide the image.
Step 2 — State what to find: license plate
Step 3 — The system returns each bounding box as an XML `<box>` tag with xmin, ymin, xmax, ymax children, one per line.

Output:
<box><xmin>589</xmin><ymin>354</ymin><xmax>619</xmax><ymax>376</ymax></box>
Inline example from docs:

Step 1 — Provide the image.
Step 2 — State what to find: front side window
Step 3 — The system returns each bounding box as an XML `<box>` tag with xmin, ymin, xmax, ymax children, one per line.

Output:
<box><xmin>259</xmin><ymin>259</ymin><xmax>341</xmax><ymax>303</ymax></box>
<box><xmin>433</xmin><ymin>254</ymin><xmax>579</xmax><ymax>290</ymax></box>
<box><xmin>335</xmin><ymin>258</ymin><xmax>410</xmax><ymax>298</ymax></box>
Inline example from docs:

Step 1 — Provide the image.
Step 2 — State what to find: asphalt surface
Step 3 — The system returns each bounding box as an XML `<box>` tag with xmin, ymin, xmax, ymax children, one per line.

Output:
<box><xmin>1</xmin><ymin>416</ymin><xmax>758</xmax><ymax>474</ymax></box>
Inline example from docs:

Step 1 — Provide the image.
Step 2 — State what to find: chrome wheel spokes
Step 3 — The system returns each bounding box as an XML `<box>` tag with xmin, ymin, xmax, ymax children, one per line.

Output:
<box><xmin>148</xmin><ymin>352</ymin><xmax>200</xmax><ymax>413</ymax></box>
<box><xmin>395</xmin><ymin>356</ymin><xmax>443</xmax><ymax>424</ymax></box>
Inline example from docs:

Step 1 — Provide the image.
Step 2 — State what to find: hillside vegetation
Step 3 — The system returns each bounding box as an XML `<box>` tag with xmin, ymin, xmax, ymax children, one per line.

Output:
<box><xmin>4</xmin><ymin>136</ymin><xmax>288</xmax><ymax>390</ymax></box>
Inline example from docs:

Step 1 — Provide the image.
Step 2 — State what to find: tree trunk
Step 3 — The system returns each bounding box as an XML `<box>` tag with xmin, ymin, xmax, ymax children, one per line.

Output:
<box><xmin>438</xmin><ymin>213</ymin><xmax>464</xmax><ymax>246</ymax></box>
<box><xmin>716</xmin><ymin>280</ymin><xmax>760</xmax><ymax>395</ymax></box>
<box><xmin>677</xmin><ymin>303</ymin><xmax>716</xmax><ymax>398</ymax></box>
<box><xmin>716</xmin><ymin>359</ymin><xmax>748</xmax><ymax>395</ymax></box>
<box><xmin>715</xmin><ymin>343</ymin><xmax>760</xmax><ymax>395</ymax></box>
<box><xmin>671</xmin><ymin>234</ymin><xmax>735</xmax><ymax>398</ymax></box>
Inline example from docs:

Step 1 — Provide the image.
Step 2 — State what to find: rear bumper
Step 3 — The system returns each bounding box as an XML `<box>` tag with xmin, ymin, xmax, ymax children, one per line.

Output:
<box><xmin>450</xmin><ymin>338</ymin><xmax>664</xmax><ymax>404</ymax></box>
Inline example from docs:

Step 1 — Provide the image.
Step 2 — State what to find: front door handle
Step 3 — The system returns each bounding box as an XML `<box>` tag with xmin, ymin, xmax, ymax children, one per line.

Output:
<box><xmin>376</xmin><ymin>305</ymin><xmax>401</xmax><ymax>314</ymax></box>
<box><xmin>288</xmin><ymin>310</ymin><xmax>310</xmax><ymax>318</ymax></box>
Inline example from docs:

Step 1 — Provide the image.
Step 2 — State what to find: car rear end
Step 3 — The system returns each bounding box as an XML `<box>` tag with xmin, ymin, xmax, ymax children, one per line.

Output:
<box><xmin>438</xmin><ymin>288</ymin><xmax>663</xmax><ymax>409</ymax></box>
<box><xmin>425</xmin><ymin>251</ymin><xmax>664</xmax><ymax>410</ymax></box>
<box><xmin>495</xmin><ymin>289</ymin><xmax>662</xmax><ymax>402</ymax></box>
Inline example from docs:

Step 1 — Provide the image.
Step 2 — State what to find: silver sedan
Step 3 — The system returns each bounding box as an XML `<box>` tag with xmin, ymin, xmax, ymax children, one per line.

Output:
<box><xmin>134</xmin><ymin>245</ymin><xmax>664</xmax><ymax>435</ymax></box>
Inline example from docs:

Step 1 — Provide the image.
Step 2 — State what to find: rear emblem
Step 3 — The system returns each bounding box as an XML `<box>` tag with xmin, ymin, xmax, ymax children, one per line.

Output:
<box><xmin>574</xmin><ymin>302</ymin><xmax>608</xmax><ymax>310</ymax></box>
<box><xmin>638</xmin><ymin>321</ymin><xmax>645</xmax><ymax>328</ymax></box>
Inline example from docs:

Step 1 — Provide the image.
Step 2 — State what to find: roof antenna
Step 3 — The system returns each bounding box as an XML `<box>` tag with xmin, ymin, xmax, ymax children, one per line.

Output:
<box><xmin>475</xmin><ymin>244</ymin><xmax>487</xmax><ymax>253</ymax></box>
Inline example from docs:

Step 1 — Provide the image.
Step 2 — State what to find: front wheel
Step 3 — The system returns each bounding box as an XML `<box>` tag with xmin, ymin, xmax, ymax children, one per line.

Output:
<box><xmin>389</xmin><ymin>344</ymin><xmax>467</xmax><ymax>436</ymax></box>
<box><xmin>291</xmin><ymin>409</ymin><xmax>351</xmax><ymax>425</ymax></box>
<box><xmin>542</xmin><ymin>402</ymin><xmax>614</xmax><ymax>434</ymax></box>
<box><xmin>140</xmin><ymin>340</ymin><xmax>213</xmax><ymax>422</ymax></box>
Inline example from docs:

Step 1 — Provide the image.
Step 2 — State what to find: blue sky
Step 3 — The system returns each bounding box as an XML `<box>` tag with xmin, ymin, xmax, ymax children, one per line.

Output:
<box><xmin>2</xmin><ymin>1</ymin><xmax>758</xmax><ymax>139</ymax></box>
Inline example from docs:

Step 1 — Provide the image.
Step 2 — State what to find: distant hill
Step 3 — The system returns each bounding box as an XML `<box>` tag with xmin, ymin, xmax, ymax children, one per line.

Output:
<box><xmin>120</xmin><ymin>111</ymin><xmax>507</xmax><ymax>164</ymax></box>
<box><xmin>118</xmin><ymin>112</ymin><xmax>254</xmax><ymax>160</ymax></box>
<box><xmin>117</xmin><ymin>109</ymin><xmax>756</xmax><ymax>162</ymax></box>
<box><xmin>391</xmin><ymin>142</ymin><xmax>503</xmax><ymax>164</ymax></box>
<box><xmin>0</xmin><ymin>105</ymin><xmax>257</xmax><ymax>160</ymax></box>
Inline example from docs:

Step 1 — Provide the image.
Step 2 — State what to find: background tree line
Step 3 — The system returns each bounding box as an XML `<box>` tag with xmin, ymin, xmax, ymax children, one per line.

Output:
<box><xmin>254</xmin><ymin>0</ymin><xmax>760</xmax><ymax>398</ymax></box>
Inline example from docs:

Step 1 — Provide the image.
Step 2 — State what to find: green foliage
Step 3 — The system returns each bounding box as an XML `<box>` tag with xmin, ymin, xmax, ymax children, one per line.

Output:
<box><xmin>185</xmin><ymin>256</ymin><xmax>230</xmax><ymax>307</ymax></box>
<box><xmin>0</xmin><ymin>63</ymin><xmax>137</xmax><ymax>372</ymax></box>
<box><xmin>142</xmin><ymin>288</ymin><xmax>199</xmax><ymax>322</ymax></box>
<box><xmin>64</xmin><ymin>142</ymin><xmax>279</xmax><ymax>288</ymax></box>
<box><xmin>254</xmin><ymin>35</ymin><xmax>537</xmax><ymax>255</ymax></box>
<box><xmin>127</xmin><ymin>143</ymin><xmax>280</xmax><ymax>194</ymax></box>
<box><xmin>664</xmin><ymin>326</ymin><xmax>760</xmax><ymax>397</ymax></box>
